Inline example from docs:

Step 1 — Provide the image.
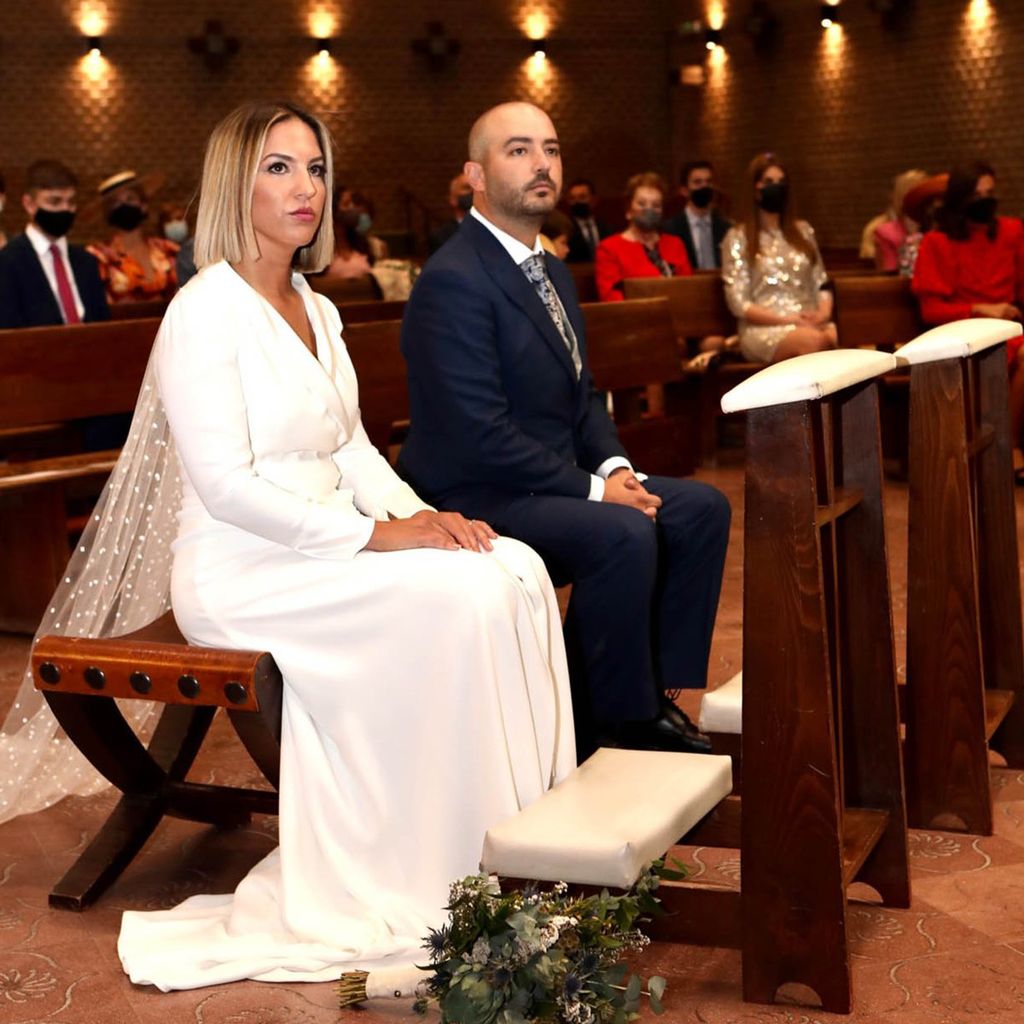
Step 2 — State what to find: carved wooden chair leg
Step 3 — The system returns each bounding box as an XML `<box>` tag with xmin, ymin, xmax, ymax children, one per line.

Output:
<box><xmin>32</xmin><ymin>612</ymin><xmax>283</xmax><ymax>909</ymax></box>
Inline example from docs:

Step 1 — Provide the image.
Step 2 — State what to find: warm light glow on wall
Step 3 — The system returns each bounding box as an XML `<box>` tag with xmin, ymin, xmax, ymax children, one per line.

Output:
<box><xmin>966</xmin><ymin>0</ymin><xmax>993</xmax><ymax>29</ymax></box>
<box><xmin>705</xmin><ymin>2</ymin><xmax>725</xmax><ymax>32</ymax></box>
<box><xmin>80</xmin><ymin>49</ymin><xmax>108</xmax><ymax>81</ymax></box>
<box><xmin>523</xmin><ymin>11</ymin><xmax>550</xmax><ymax>40</ymax></box>
<box><xmin>308</xmin><ymin>3</ymin><xmax>340</xmax><ymax>39</ymax></box>
<box><xmin>307</xmin><ymin>49</ymin><xmax>339</xmax><ymax>87</ymax></box>
<box><xmin>707</xmin><ymin>44</ymin><xmax>727</xmax><ymax>69</ymax></box>
<box><xmin>78</xmin><ymin>1</ymin><xmax>108</xmax><ymax>37</ymax></box>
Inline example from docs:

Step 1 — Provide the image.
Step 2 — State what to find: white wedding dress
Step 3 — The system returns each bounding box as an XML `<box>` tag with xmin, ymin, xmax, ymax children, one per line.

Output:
<box><xmin>116</xmin><ymin>262</ymin><xmax>576</xmax><ymax>990</ymax></box>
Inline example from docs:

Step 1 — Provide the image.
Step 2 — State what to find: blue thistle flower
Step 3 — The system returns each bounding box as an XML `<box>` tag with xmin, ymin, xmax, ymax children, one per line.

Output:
<box><xmin>563</xmin><ymin>972</ymin><xmax>583</xmax><ymax>1000</ymax></box>
<box><xmin>423</xmin><ymin>924</ymin><xmax>451</xmax><ymax>962</ymax></box>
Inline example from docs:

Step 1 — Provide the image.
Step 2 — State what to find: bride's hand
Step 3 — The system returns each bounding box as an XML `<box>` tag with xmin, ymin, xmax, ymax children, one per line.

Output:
<box><xmin>365</xmin><ymin>510</ymin><xmax>498</xmax><ymax>552</ymax></box>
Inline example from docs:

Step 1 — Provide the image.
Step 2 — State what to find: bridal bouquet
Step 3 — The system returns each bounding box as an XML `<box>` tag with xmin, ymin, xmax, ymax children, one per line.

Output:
<box><xmin>412</xmin><ymin>864</ymin><xmax>674</xmax><ymax>1024</ymax></box>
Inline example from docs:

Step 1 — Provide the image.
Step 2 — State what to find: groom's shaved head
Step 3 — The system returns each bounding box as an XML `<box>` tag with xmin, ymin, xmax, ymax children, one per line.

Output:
<box><xmin>468</xmin><ymin>102</ymin><xmax>556</xmax><ymax>163</ymax></box>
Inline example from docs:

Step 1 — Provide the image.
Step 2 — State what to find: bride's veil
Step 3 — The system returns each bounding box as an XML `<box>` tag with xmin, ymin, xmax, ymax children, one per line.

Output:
<box><xmin>0</xmin><ymin>352</ymin><xmax>182</xmax><ymax>824</ymax></box>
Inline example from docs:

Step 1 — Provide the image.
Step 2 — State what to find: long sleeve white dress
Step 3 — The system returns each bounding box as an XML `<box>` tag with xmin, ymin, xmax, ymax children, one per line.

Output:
<box><xmin>116</xmin><ymin>261</ymin><xmax>576</xmax><ymax>990</ymax></box>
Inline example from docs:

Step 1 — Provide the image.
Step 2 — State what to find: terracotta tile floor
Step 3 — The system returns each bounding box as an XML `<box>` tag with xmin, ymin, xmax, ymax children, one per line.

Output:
<box><xmin>3</xmin><ymin>462</ymin><xmax>1024</xmax><ymax>1023</ymax></box>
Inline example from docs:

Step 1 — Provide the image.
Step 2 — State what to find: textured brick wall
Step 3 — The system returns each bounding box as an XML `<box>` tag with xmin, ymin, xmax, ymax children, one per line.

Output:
<box><xmin>0</xmin><ymin>0</ymin><xmax>675</xmax><ymax>247</ymax></box>
<box><xmin>671</xmin><ymin>0</ymin><xmax>1024</xmax><ymax>248</ymax></box>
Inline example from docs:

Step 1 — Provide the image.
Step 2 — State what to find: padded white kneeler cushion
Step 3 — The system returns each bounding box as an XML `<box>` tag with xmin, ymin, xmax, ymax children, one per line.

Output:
<box><xmin>896</xmin><ymin>318</ymin><xmax>1022</xmax><ymax>366</ymax></box>
<box><xmin>699</xmin><ymin>672</ymin><xmax>742</xmax><ymax>735</ymax></box>
<box><xmin>721</xmin><ymin>348</ymin><xmax>897</xmax><ymax>414</ymax></box>
<box><xmin>481</xmin><ymin>747</ymin><xmax>732</xmax><ymax>890</ymax></box>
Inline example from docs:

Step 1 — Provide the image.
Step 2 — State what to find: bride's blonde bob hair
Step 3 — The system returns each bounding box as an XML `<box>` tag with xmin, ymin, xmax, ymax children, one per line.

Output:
<box><xmin>194</xmin><ymin>101</ymin><xmax>335</xmax><ymax>273</ymax></box>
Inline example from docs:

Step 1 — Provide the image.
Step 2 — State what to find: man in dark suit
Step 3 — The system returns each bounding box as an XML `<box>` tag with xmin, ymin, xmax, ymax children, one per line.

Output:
<box><xmin>399</xmin><ymin>102</ymin><xmax>730</xmax><ymax>756</ymax></box>
<box><xmin>564</xmin><ymin>178</ymin><xmax>612</xmax><ymax>263</ymax></box>
<box><xmin>663</xmin><ymin>160</ymin><xmax>731</xmax><ymax>271</ymax></box>
<box><xmin>0</xmin><ymin>159</ymin><xmax>109</xmax><ymax>329</ymax></box>
<box><xmin>428</xmin><ymin>172</ymin><xmax>474</xmax><ymax>255</ymax></box>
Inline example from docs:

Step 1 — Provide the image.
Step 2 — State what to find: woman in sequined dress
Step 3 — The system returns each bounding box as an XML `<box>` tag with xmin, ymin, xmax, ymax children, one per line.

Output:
<box><xmin>721</xmin><ymin>154</ymin><xmax>836</xmax><ymax>364</ymax></box>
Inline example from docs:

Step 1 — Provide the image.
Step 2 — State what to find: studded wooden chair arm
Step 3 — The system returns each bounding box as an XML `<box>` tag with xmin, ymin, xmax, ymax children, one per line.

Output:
<box><xmin>29</xmin><ymin>610</ymin><xmax>283</xmax><ymax>911</ymax></box>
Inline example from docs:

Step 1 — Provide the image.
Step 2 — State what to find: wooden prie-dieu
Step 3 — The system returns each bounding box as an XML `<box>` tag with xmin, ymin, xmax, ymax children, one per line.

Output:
<box><xmin>897</xmin><ymin>318</ymin><xmax>1024</xmax><ymax>834</ymax></box>
<box><xmin>718</xmin><ymin>348</ymin><xmax>911</xmax><ymax>1013</ymax></box>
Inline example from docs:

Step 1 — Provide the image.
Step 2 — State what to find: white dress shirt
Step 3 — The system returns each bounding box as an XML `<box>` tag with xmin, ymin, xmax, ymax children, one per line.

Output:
<box><xmin>25</xmin><ymin>222</ymin><xmax>86</xmax><ymax>322</ymax></box>
<box><xmin>470</xmin><ymin>206</ymin><xmax>636</xmax><ymax>500</ymax></box>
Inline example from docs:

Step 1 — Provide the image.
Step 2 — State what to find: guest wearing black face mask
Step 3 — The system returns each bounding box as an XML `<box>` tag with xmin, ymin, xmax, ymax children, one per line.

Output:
<box><xmin>595</xmin><ymin>172</ymin><xmax>692</xmax><ymax>302</ymax></box>
<box><xmin>0</xmin><ymin>159</ymin><xmax>109</xmax><ymax>328</ymax></box>
<box><xmin>721</xmin><ymin>152</ymin><xmax>835</xmax><ymax>364</ymax></box>
<box><xmin>564</xmin><ymin>179</ymin><xmax>613</xmax><ymax>263</ymax></box>
<box><xmin>663</xmin><ymin>160</ymin><xmax>732</xmax><ymax>271</ymax></box>
<box><xmin>428</xmin><ymin>173</ymin><xmax>474</xmax><ymax>254</ymax></box>
<box><xmin>86</xmin><ymin>170</ymin><xmax>179</xmax><ymax>305</ymax></box>
<box><xmin>913</xmin><ymin>161</ymin><xmax>1024</xmax><ymax>472</ymax></box>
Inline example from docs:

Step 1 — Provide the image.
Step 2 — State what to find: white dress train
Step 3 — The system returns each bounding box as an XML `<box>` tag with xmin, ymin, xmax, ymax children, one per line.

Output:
<box><xmin>117</xmin><ymin>262</ymin><xmax>575</xmax><ymax>990</ymax></box>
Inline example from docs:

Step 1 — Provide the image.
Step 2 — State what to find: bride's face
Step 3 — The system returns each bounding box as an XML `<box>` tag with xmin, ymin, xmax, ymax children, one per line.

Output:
<box><xmin>250</xmin><ymin>118</ymin><xmax>327</xmax><ymax>255</ymax></box>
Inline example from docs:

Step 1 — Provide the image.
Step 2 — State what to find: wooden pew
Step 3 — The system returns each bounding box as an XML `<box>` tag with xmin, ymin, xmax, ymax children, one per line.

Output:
<box><xmin>0</xmin><ymin>319</ymin><xmax>160</xmax><ymax>631</ymax></box>
<box><xmin>337</xmin><ymin>299</ymin><xmax>406</xmax><ymax>325</ymax></box>
<box><xmin>580</xmin><ymin>297</ymin><xmax>697</xmax><ymax>477</ymax></box>
<box><xmin>307</xmin><ymin>273</ymin><xmax>383</xmax><ymax>303</ymax></box>
<box><xmin>108</xmin><ymin>299</ymin><xmax>169</xmax><ymax>321</ymax></box>
<box><xmin>622</xmin><ymin>275</ymin><xmax>746</xmax><ymax>465</ymax></box>
<box><xmin>341</xmin><ymin>319</ymin><xmax>409</xmax><ymax>456</ymax></box>
<box><xmin>567</xmin><ymin>262</ymin><xmax>597</xmax><ymax>303</ymax></box>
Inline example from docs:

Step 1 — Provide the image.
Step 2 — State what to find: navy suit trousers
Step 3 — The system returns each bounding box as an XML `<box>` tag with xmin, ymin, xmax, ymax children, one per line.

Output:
<box><xmin>458</xmin><ymin>475</ymin><xmax>730</xmax><ymax>730</ymax></box>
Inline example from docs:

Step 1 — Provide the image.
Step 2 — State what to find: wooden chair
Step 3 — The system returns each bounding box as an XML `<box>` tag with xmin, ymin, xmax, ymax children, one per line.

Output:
<box><xmin>693</xmin><ymin>349</ymin><xmax>910</xmax><ymax>1011</ymax></box>
<box><xmin>897</xmin><ymin>319</ymin><xmax>1024</xmax><ymax>833</ymax></box>
<box><xmin>342</xmin><ymin>319</ymin><xmax>408</xmax><ymax>456</ymax></box>
<box><xmin>0</xmin><ymin>319</ymin><xmax>160</xmax><ymax>631</ymax></box>
<box><xmin>580</xmin><ymin>297</ymin><xmax>698</xmax><ymax>477</ymax></box>
<box><xmin>31</xmin><ymin>612</ymin><xmax>282</xmax><ymax>910</ymax></box>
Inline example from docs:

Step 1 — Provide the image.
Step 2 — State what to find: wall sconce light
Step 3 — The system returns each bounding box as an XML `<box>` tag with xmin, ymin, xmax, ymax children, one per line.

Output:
<box><xmin>312</xmin><ymin>37</ymin><xmax>332</xmax><ymax>56</ymax></box>
<box><xmin>704</xmin><ymin>27</ymin><xmax>722</xmax><ymax>50</ymax></box>
<box><xmin>85</xmin><ymin>36</ymin><xmax>103</xmax><ymax>56</ymax></box>
<box><xmin>820</xmin><ymin>3</ymin><xmax>841</xmax><ymax>27</ymax></box>
<box><xmin>528</xmin><ymin>38</ymin><xmax>549</xmax><ymax>59</ymax></box>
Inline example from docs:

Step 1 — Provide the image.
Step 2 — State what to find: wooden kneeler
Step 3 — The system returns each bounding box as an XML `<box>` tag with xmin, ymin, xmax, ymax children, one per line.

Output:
<box><xmin>31</xmin><ymin>611</ymin><xmax>283</xmax><ymax>910</ymax></box>
<box><xmin>720</xmin><ymin>350</ymin><xmax>909</xmax><ymax>1011</ymax></box>
<box><xmin>896</xmin><ymin>318</ymin><xmax>1024</xmax><ymax>834</ymax></box>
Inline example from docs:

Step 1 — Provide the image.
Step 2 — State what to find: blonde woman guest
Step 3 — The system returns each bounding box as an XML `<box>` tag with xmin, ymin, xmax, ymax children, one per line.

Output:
<box><xmin>721</xmin><ymin>153</ymin><xmax>836</xmax><ymax>364</ymax></box>
<box><xmin>115</xmin><ymin>101</ymin><xmax>574</xmax><ymax>991</ymax></box>
<box><xmin>870</xmin><ymin>169</ymin><xmax>928</xmax><ymax>272</ymax></box>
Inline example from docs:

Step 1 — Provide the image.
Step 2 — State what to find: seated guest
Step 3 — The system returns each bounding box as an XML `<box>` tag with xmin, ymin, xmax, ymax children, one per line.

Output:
<box><xmin>912</xmin><ymin>162</ymin><xmax>1024</xmax><ymax>466</ymax></box>
<box><xmin>4</xmin><ymin>101</ymin><xmax>573</xmax><ymax>989</ymax></box>
<box><xmin>158</xmin><ymin>202</ymin><xmax>191</xmax><ymax>246</ymax></box>
<box><xmin>868</xmin><ymin>169</ymin><xmax>928</xmax><ymax>273</ymax></box>
<box><xmin>721</xmin><ymin>153</ymin><xmax>836</xmax><ymax>363</ymax></box>
<box><xmin>898</xmin><ymin>173</ymin><xmax>947</xmax><ymax>278</ymax></box>
<box><xmin>564</xmin><ymin>179</ymin><xmax>611</xmax><ymax>263</ymax></box>
<box><xmin>175</xmin><ymin>236</ymin><xmax>198</xmax><ymax>288</ymax></box>
<box><xmin>87</xmin><ymin>170</ymin><xmax>179</xmax><ymax>304</ymax></box>
<box><xmin>400</xmin><ymin>101</ymin><xmax>730</xmax><ymax>757</ymax></box>
<box><xmin>428</xmin><ymin>172</ymin><xmax>473</xmax><ymax>253</ymax></box>
<box><xmin>0</xmin><ymin>170</ymin><xmax>7</xmax><ymax>250</ymax></box>
<box><xmin>337</xmin><ymin>186</ymin><xmax>388</xmax><ymax>261</ymax></box>
<box><xmin>0</xmin><ymin>159</ymin><xmax>109</xmax><ymax>328</ymax></box>
<box><xmin>540</xmin><ymin>209</ymin><xmax>573</xmax><ymax>261</ymax></box>
<box><xmin>323</xmin><ymin>184</ymin><xmax>375</xmax><ymax>278</ymax></box>
<box><xmin>663</xmin><ymin>160</ymin><xmax>732</xmax><ymax>270</ymax></box>
<box><xmin>595</xmin><ymin>172</ymin><xmax>692</xmax><ymax>302</ymax></box>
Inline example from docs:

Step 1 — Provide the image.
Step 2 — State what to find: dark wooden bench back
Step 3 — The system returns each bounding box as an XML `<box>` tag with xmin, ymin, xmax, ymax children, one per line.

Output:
<box><xmin>108</xmin><ymin>299</ymin><xmax>169</xmax><ymax>321</ymax></box>
<box><xmin>567</xmin><ymin>262</ymin><xmax>598</xmax><ymax>304</ymax></box>
<box><xmin>0</xmin><ymin>319</ymin><xmax>160</xmax><ymax>429</ymax></box>
<box><xmin>308</xmin><ymin>273</ymin><xmax>383</xmax><ymax>303</ymax></box>
<box><xmin>581</xmin><ymin>296</ymin><xmax>697</xmax><ymax>476</ymax></box>
<box><xmin>833</xmin><ymin>275</ymin><xmax>921</xmax><ymax>351</ymax></box>
<box><xmin>622</xmin><ymin>274</ymin><xmax>736</xmax><ymax>339</ymax></box>
<box><xmin>337</xmin><ymin>299</ymin><xmax>407</xmax><ymax>325</ymax></box>
<box><xmin>342</xmin><ymin>319</ymin><xmax>408</xmax><ymax>453</ymax></box>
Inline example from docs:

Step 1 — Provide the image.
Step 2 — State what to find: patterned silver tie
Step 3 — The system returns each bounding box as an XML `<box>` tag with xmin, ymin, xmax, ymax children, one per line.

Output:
<box><xmin>520</xmin><ymin>253</ymin><xmax>582</xmax><ymax>377</ymax></box>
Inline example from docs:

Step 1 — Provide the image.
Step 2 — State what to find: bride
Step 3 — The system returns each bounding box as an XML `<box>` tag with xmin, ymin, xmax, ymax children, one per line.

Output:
<box><xmin>3</xmin><ymin>101</ymin><xmax>575</xmax><ymax>991</ymax></box>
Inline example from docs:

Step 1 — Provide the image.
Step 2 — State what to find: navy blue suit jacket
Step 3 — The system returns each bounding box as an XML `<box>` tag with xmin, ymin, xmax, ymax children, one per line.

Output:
<box><xmin>0</xmin><ymin>233</ymin><xmax>110</xmax><ymax>329</ymax></box>
<box><xmin>398</xmin><ymin>215</ymin><xmax>626</xmax><ymax>518</ymax></box>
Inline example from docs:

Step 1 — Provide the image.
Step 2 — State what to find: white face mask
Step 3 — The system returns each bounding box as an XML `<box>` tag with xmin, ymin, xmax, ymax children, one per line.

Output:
<box><xmin>163</xmin><ymin>219</ymin><xmax>189</xmax><ymax>243</ymax></box>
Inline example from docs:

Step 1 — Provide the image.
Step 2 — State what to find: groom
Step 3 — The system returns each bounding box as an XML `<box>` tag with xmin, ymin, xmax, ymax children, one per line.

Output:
<box><xmin>398</xmin><ymin>102</ymin><xmax>730</xmax><ymax>755</ymax></box>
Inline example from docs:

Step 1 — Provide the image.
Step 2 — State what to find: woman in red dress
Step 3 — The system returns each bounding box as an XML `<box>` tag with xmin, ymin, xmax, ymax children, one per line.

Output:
<box><xmin>912</xmin><ymin>162</ymin><xmax>1024</xmax><ymax>465</ymax></box>
<box><xmin>595</xmin><ymin>172</ymin><xmax>691</xmax><ymax>302</ymax></box>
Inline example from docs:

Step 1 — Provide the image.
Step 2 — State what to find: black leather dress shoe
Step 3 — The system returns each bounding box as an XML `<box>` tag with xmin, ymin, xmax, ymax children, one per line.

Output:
<box><xmin>612</xmin><ymin>703</ymin><xmax>713</xmax><ymax>755</ymax></box>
